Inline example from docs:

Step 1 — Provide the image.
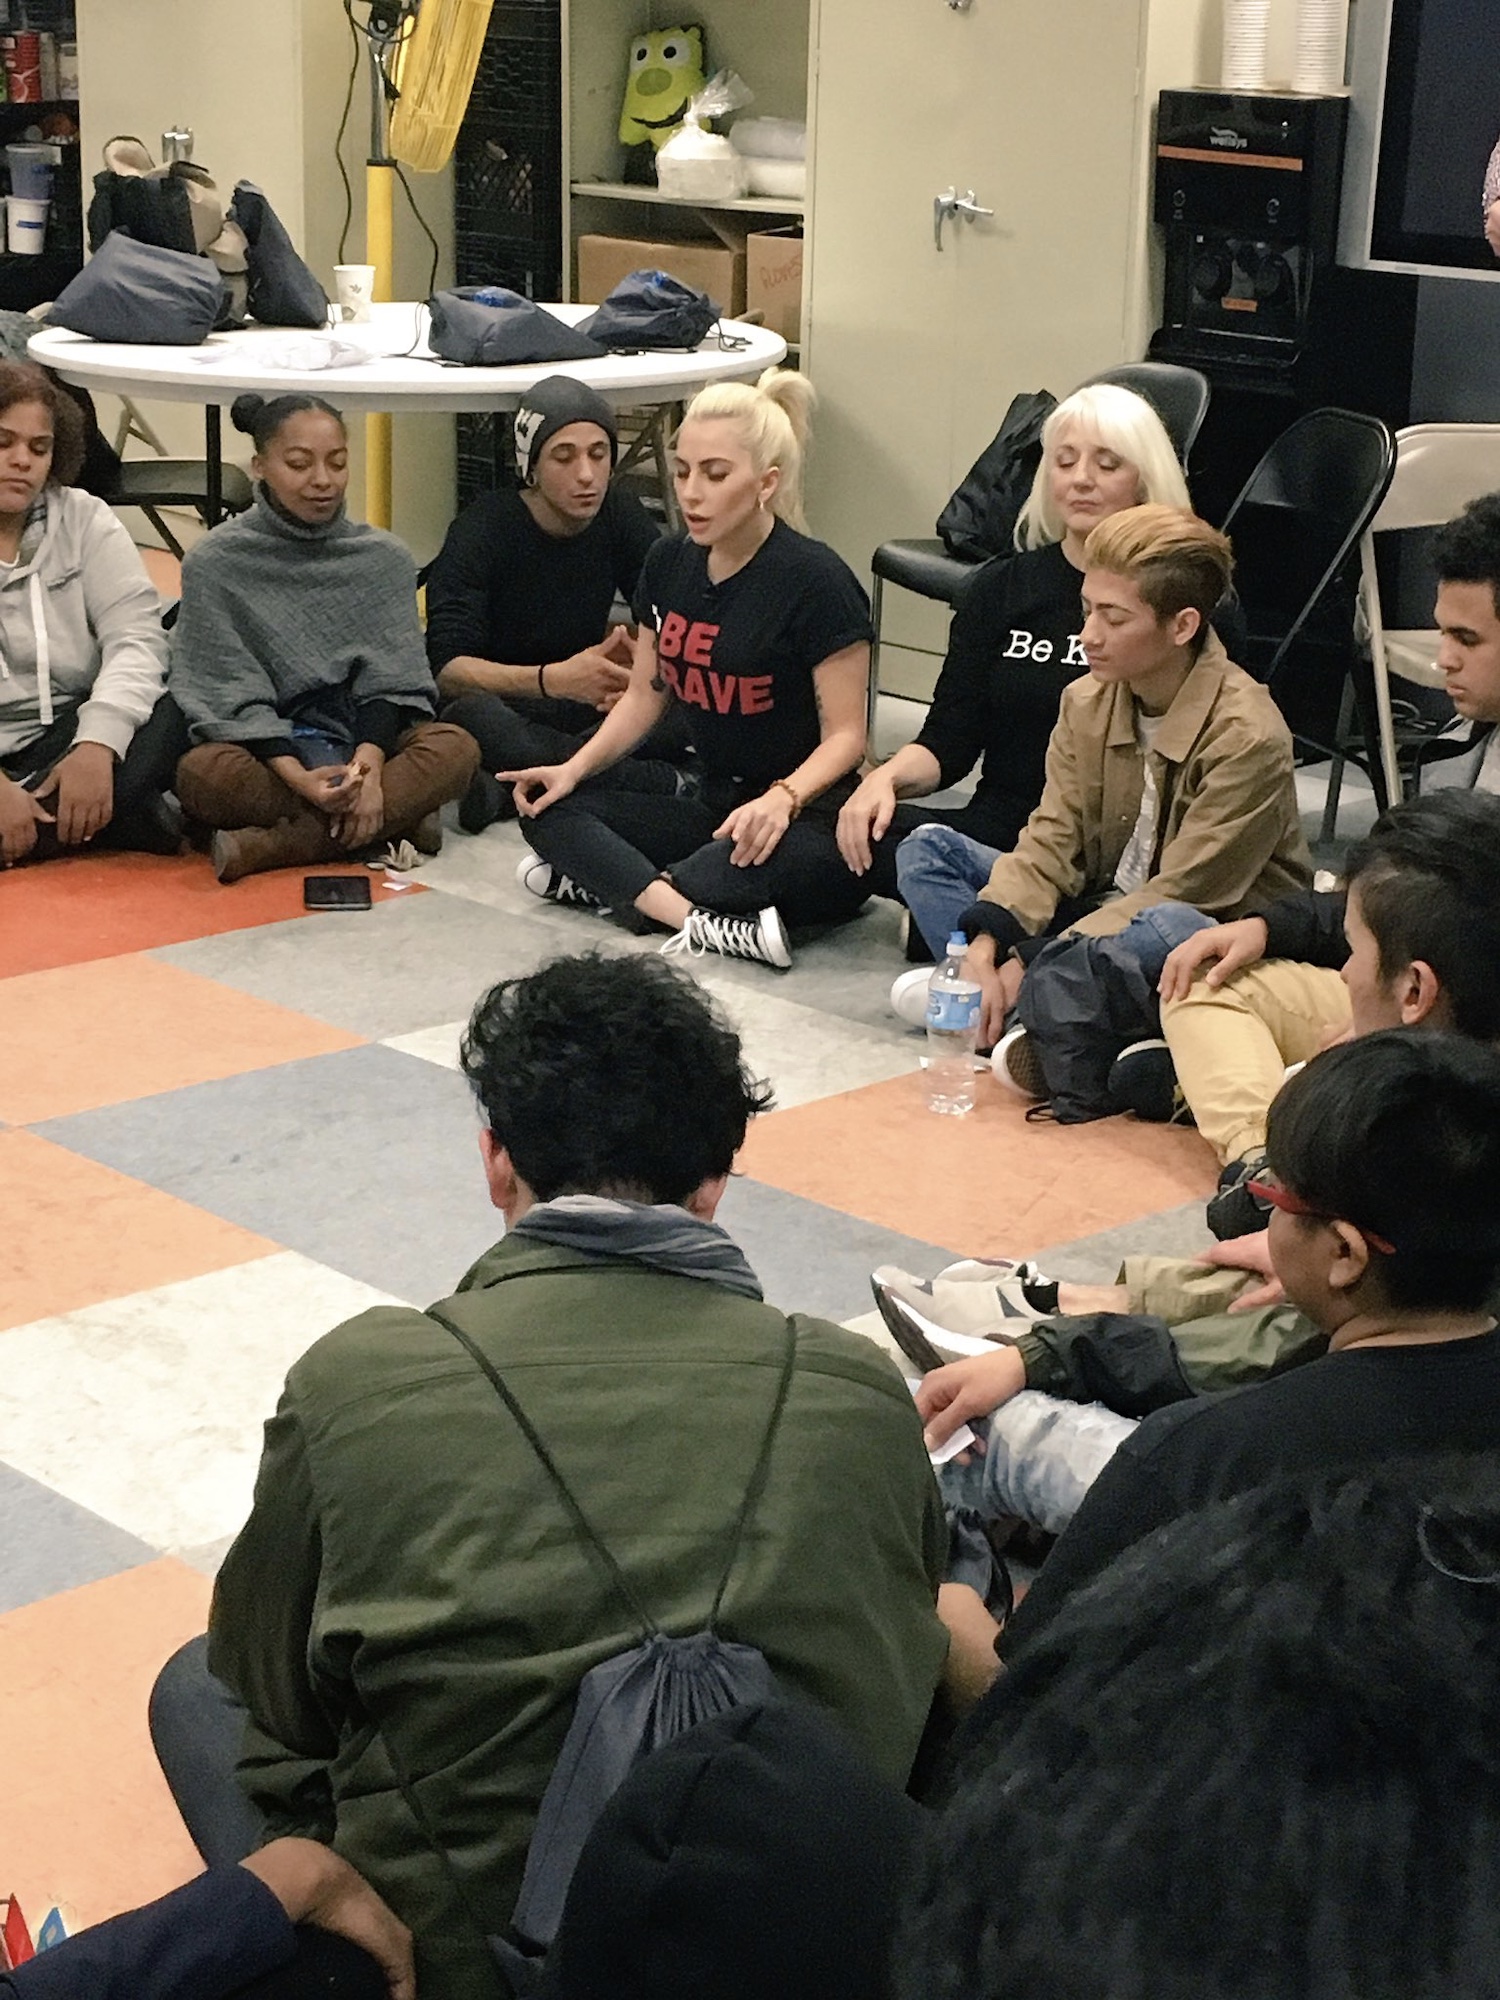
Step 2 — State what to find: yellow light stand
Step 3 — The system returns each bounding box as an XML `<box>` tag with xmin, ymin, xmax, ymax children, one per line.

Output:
<box><xmin>364</xmin><ymin>160</ymin><xmax>395</xmax><ymax>530</ymax></box>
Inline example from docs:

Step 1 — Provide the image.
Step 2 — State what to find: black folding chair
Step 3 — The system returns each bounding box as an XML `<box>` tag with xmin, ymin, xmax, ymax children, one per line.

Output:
<box><xmin>1217</xmin><ymin>407</ymin><xmax>1396</xmax><ymax>810</ymax></box>
<box><xmin>98</xmin><ymin>457</ymin><xmax>255</xmax><ymax>560</ymax></box>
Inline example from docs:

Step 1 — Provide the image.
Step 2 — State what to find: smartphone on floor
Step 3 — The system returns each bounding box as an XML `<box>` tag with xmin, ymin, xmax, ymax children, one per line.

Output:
<box><xmin>303</xmin><ymin>874</ymin><xmax>373</xmax><ymax>911</ymax></box>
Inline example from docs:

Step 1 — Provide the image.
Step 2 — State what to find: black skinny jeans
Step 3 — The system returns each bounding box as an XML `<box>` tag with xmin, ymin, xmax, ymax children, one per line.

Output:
<box><xmin>439</xmin><ymin>690</ymin><xmax>688</xmax><ymax>797</ymax></box>
<box><xmin>523</xmin><ymin>776</ymin><xmax>873</xmax><ymax>930</ymax></box>
<box><xmin>1</xmin><ymin>693</ymin><xmax>187</xmax><ymax>845</ymax></box>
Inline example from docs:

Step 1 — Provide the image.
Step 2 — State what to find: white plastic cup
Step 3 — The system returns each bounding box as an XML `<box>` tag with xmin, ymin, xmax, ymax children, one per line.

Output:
<box><xmin>333</xmin><ymin>263</ymin><xmax>375</xmax><ymax>324</ymax></box>
<box><xmin>6</xmin><ymin>195</ymin><xmax>48</xmax><ymax>255</ymax></box>
<box><xmin>1222</xmin><ymin>0</ymin><xmax>1272</xmax><ymax>89</ymax></box>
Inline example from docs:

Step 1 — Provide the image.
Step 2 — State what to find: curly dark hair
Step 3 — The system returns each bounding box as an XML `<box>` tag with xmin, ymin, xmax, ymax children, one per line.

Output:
<box><xmin>0</xmin><ymin>360</ymin><xmax>84</xmax><ymax>486</ymax></box>
<box><xmin>1265</xmin><ymin>1028</ymin><xmax>1500</xmax><ymax>1311</ymax></box>
<box><xmin>460</xmin><ymin>951</ymin><xmax>774</xmax><ymax>1204</ymax></box>
<box><xmin>899</xmin><ymin>1458</ymin><xmax>1500</xmax><ymax>2000</ymax></box>
<box><xmin>1433</xmin><ymin>489</ymin><xmax>1500</xmax><ymax>616</ymax></box>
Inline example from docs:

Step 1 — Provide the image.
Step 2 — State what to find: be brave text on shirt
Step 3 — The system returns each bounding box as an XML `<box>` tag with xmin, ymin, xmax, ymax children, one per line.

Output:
<box><xmin>656</xmin><ymin>610</ymin><xmax>775</xmax><ymax>715</ymax></box>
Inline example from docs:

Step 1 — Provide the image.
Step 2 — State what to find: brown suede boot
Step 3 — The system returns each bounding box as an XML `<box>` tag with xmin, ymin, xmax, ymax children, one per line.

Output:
<box><xmin>410</xmin><ymin>811</ymin><xmax>444</xmax><ymax>857</ymax></box>
<box><xmin>211</xmin><ymin>814</ymin><xmax>340</xmax><ymax>884</ymax></box>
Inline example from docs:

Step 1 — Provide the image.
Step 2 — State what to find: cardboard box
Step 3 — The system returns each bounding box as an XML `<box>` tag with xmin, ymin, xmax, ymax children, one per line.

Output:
<box><xmin>576</xmin><ymin>232</ymin><xmax>746</xmax><ymax>319</ymax></box>
<box><xmin>745</xmin><ymin>226</ymin><xmax>803</xmax><ymax>344</ymax></box>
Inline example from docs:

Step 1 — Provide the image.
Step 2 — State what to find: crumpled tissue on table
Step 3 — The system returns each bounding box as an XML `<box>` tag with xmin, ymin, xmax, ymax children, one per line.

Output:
<box><xmin>191</xmin><ymin>335</ymin><xmax>371</xmax><ymax>371</ymax></box>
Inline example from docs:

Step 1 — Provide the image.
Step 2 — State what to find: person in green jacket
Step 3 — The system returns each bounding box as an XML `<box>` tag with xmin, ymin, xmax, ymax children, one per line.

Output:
<box><xmin>208</xmin><ymin>951</ymin><xmax>950</xmax><ymax>2000</ymax></box>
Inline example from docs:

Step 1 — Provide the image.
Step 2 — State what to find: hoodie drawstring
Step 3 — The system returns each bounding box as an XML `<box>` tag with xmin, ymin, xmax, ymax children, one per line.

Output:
<box><xmin>29</xmin><ymin>570</ymin><xmax>51</xmax><ymax>726</ymax></box>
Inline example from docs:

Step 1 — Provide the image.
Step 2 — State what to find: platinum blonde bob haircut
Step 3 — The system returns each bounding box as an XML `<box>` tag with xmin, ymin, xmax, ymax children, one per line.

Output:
<box><xmin>1014</xmin><ymin>383</ymin><xmax>1191</xmax><ymax>552</ymax></box>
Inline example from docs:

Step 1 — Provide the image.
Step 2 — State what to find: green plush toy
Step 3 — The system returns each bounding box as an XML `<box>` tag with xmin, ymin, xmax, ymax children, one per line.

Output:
<box><xmin>618</xmin><ymin>25</ymin><xmax>706</xmax><ymax>150</ymax></box>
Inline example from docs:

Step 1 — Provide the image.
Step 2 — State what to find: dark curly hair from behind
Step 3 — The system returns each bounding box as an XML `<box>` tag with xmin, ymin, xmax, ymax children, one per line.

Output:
<box><xmin>0</xmin><ymin>360</ymin><xmax>84</xmax><ymax>486</ymax></box>
<box><xmin>899</xmin><ymin>1458</ymin><xmax>1500</xmax><ymax>2000</ymax></box>
<box><xmin>460</xmin><ymin>951</ymin><xmax>774</xmax><ymax>1205</ymax></box>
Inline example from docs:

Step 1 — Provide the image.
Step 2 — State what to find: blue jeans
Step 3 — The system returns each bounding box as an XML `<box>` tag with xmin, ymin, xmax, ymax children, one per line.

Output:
<box><xmin>895</xmin><ymin>826</ymin><xmax>1004</xmax><ymax>958</ymax></box>
<box><xmin>1105</xmin><ymin>900</ymin><xmax>1218</xmax><ymax>988</ymax></box>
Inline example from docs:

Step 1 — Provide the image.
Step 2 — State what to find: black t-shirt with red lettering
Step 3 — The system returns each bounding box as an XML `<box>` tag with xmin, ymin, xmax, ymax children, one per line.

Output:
<box><xmin>633</xmin><ymin>520</ymin><xmax>872</xmax><ymax>798</ymax></box>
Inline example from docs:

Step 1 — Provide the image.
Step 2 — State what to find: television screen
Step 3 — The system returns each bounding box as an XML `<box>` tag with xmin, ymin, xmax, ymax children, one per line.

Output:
<box><xmin>1361</xmin><ymin>0</ymin><xmax>1500</xmax><ymax>274</ymax></box>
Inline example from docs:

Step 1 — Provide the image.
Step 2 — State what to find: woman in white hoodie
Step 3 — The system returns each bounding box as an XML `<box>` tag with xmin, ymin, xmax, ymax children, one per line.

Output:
<box><xmin>0</xmin><ymin>362</ymin><xmax>179</xmax><ymax>866</ymax></box>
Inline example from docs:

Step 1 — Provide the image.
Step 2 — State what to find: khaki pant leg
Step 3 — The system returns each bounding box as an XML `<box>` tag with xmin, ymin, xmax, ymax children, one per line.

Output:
<box><xmin>1165</xmin><ymin>1306</ymin><xmax>1327</xmax><ymax>1392</ymax></box>
<box><xmin>1121</xmin><ymin>1255</ymin><xmax>1253</xmax><ymax>1323</ymax></box>
<box><xmin>1161</xmin><ymin>960</ymin><xmax>1352</xmax><ymax>1164</ymax></box>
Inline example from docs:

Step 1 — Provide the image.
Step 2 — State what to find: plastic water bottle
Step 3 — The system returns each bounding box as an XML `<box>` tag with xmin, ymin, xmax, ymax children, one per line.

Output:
<box><xmin>925</xmin><ymin>932</ymin><xmax>981</xmax><ymax>1116</ymax></box>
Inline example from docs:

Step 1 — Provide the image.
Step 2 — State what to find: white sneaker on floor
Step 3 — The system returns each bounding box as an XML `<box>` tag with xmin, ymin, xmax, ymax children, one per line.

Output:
<box><xmin>991</xmin><ymin>1023</ymin><xmax>1046</xmax><ymax>1099</ymax></box>
<box><xmin>514</xmin><ymin>853</ymin><xmax>606</xmax><ymax>911</ymax></box>
<box><xmin>890</xmin><ymin>965</ymin><xmax>934</xmax><ymax>1026</ymax></box>
<box><xmin>872</xmin><ymin>1257</ymin><xmax>1056</xmax><ymax>1335</ymax></box>
<box><xmin>659</xmin><ymin>905</ymin><xmax>792</xmax><ymax>969</ymax></box>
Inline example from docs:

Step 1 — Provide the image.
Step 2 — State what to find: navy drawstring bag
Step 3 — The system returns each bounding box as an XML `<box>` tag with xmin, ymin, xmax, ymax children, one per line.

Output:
<box><xmin>576</xmin><ymin>269</ymin><xmax>719</xmax><ymax>351</ymax></box>
<box><xmin>427</xmin><ymin>287</ymin><xmax>607</xmax><ymax>365</ymax></box>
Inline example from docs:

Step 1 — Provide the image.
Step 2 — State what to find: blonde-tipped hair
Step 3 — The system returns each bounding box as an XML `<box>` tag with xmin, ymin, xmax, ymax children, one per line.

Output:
<box><xmin>680</xmin><ymin>367</ymin><xmax>815</xmax><ymax>531</ymax></box>
<box><xmin>1014</xmin><ymin>383</ymin><xmax>1191</xmax><ymax>552</ymax></box>
<box><xmin>1082</xmin><ymin>503</ymin><xmax>1233</xmax><ymax>651</ymax></box>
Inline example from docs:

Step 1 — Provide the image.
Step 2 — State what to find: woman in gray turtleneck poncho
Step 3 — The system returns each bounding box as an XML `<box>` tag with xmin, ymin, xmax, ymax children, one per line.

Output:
<box><xmin>170</xmin><ymin>393</ymin><xmax>478</xmax><ymax>882</ymax></box>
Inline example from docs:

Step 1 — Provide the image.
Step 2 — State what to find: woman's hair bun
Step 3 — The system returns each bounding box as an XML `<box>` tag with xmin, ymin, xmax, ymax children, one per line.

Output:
<box><xmin>230</xmin><ymin>393</ymin><xmax>267</xmax><ymax>436</ymax></box>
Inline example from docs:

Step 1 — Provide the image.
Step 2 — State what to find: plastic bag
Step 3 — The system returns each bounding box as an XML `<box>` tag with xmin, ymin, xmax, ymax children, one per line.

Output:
<box><xmin>656</xmin><ymin>70</ymin><xmax>753</xmax><ymax>202</ymax></box>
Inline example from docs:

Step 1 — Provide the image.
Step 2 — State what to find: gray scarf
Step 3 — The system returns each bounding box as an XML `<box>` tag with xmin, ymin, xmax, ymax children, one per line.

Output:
<box><xmin>510</xmin><ymin>1194</ymin><xmax>763</xmax><ymax>1300</ymax></box>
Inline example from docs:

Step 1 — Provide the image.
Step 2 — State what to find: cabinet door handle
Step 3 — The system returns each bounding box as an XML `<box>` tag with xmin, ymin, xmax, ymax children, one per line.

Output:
<box><xmin>934</xmin><ymin>187</ymin><xmax>994</xmax><ymax>249</ymax></box>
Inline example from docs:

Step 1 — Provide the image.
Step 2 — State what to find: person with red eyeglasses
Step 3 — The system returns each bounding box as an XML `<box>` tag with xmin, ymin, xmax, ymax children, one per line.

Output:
<box><xmin>956</xmin><ymin>1029</ymin><xmax>1500</xmax><ymax>1677</ymax></box>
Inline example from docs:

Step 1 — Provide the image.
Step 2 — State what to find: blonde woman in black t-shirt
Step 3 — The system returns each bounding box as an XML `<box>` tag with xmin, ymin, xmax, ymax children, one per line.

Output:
<box><xmin>836</xmin><ymin>386</ymin><xmax>1193</xmax><ymax>926</ymax></box>
<box><xmin>503</xmin><ymin>369</ymin><xmax>873</xmax><ymax>969</ymax></box>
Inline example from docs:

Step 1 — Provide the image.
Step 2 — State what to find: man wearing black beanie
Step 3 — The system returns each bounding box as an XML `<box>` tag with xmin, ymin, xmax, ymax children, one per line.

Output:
<box><xmin>429</xmin><ymin>375</ymin><xmax>688</xmax><ymax>831</ymax></box>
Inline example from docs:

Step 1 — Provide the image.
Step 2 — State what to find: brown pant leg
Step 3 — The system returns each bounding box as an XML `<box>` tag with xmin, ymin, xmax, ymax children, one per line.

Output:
<box><xmin>377</xmin><ymin>722</ymin><xmax>481</xmax><ymax>839</ymax></box>
<box><xmin>176</xmin><ymin>743</ymin><xmax>310</xmax><ymax>831</ymax></box>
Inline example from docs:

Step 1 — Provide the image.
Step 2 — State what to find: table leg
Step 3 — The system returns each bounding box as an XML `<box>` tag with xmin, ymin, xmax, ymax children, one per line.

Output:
<box><xmin>204</xmin><ymin>404</ymin><xmax>223</xmax><ymax>525</ymax></box>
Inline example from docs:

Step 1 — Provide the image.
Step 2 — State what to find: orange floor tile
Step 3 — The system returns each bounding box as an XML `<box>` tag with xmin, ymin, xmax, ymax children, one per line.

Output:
<box><xmin>0</xmin><ymin>850</ymin><xmax>419</xmax><ymax>978</ymax></box>
<box><xmin>738</xmin><ymin>1069</ymin><xmax>1219</xmax><ymax>1258</ymax></box>
<box><xmin>0</xmin><ymin>1132</ymin><xmax>278</xmax><ymax>1331</ymax></box>
<box><xmin>0</xmin><ymin>1560</ymin><xmax>212</xmax><ymax>1929</ymax></box>
<box><xmin>0</xmin><ymin>953</ymin><xmax>364</xmax><ymax>1125</ymax></box>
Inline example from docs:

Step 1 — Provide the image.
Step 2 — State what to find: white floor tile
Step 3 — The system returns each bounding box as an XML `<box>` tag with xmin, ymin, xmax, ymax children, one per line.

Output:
<box><xmin>0</xmin><ymin>1253</ymin><xmax>405</xmax><ymax>1553</ymax></box>
<box><xmin>382</xmin><ymin>1021</ymin><xmax>466</xmax><ymax>1070</ymax></box>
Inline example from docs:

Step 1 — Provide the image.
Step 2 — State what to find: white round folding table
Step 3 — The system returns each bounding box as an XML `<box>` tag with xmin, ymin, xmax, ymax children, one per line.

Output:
<box><xmin>28</xmin><ymin>303</ymin><xmax>787</xmax><ymax>528</ymax></box>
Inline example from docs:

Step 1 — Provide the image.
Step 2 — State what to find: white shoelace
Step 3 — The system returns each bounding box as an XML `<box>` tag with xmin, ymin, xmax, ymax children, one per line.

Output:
<box><xmin>660</xmin><ymin>909</ymin><xmax>763</xmax><ymax>962</ymax></box>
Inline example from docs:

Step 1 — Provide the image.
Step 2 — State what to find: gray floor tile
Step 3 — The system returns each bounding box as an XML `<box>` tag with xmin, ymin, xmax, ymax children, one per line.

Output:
<box><xmin>153</xmin><ymin>892</ymin><xmax>576</xmax><ymax>1042</ymax></box>
<box><xmin>0</xmin><ymin>1462</ymin><xmax>157</xmax><ymax>1612</ymax></box>
<box><xmin>715</xmin><ymin>1175</ymin><xmax>959</xmax><ymax>1322</ymax></box>
<box><xmin>36</xmin><ymin>1045</ymin><xmax>500</xmax><ymax>1306</ymax></box>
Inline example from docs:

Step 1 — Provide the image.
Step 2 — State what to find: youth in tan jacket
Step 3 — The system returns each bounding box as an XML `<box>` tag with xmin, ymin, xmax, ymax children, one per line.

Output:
<box><xmin>963</xmin><ymin>636</ymin><xmax>1312</xmax><ymax>948</ymax></box>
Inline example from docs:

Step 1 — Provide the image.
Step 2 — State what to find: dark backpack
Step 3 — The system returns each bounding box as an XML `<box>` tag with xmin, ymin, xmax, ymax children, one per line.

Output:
<box><xmin>421</xmin><ymin>1301</ymin><xmax>795</xmax><ymax>1993</ymax></box>
<box><xmin>229</xmin><ymin>181</ymin><xmax>329</xmax><ymax>329</ymax></box>
<box><xmin>937</xmin><ymin>389</ymin><xmax>1056</xmax><ymax>562</ymax></box>
<box><xmin>427</xmin><ymin>287</ymin><xmax>606</xmax><ymax>365</ymax></box>
<box><xmin>577</xmin><ymin>269</ymin><xmax>719</xmax><ymax>351</ymax></box>
<box><xmin>49</xmin><ymin>230</ymin><xmax>230</xmax><ymax>345</ymax></box>
<box><xmin>1013</xmin><ymin>923</ymin><xmax>1165</xmax><ymax>1123</ymax></box>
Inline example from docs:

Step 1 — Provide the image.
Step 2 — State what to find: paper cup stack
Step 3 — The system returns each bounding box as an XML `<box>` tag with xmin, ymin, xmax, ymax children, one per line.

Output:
<box><xmin>1293</xmin><ymin>0</ymin><xmax>1350</xmax><ymax>92</ymax></box>
<box><xmin>1222</xmin><ymin>0</ymin><xmax>1271</xmax><ymax>90</ymax></box>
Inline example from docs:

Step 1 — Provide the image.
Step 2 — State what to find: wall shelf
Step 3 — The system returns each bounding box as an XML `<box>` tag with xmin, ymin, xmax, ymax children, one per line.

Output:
<box><xmin>570</xmin><ymin>180</ymin><xmax>804</xmax><ymax>217</ymax></box>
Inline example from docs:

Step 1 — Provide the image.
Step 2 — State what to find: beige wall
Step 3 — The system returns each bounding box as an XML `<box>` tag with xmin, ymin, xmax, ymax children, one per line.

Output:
<box><xmin>75</xmin><ymin>0</ymin><xmax>456</xmax><ymax>559</ymax></box>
